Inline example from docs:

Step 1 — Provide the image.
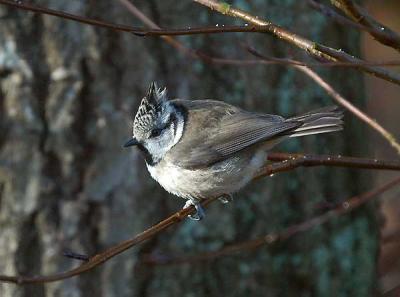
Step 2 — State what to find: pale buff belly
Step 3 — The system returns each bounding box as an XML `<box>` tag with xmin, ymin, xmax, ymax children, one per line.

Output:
<box><xmin>146</xmin><ymin>150</ymin><xmax>267</xmax><ymax>200</ymax></box>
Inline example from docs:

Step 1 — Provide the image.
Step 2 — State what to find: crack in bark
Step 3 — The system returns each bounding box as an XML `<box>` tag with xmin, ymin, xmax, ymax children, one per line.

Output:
<box><xmin>71</xmin><ymin>57</ymin><xmax>94</xmax><ymax>198</ymax></box>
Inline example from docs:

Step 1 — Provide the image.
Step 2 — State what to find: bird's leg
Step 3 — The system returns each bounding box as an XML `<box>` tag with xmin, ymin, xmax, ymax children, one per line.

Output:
<box><xmin>218</xmin><ymin>194</ymin><xmax>233</xmax><ymax>204</ymax></box>
<box><xmin>183</xmin><ymin>198</ymin><xmax>205</xmax><ymax>221</ymax></box>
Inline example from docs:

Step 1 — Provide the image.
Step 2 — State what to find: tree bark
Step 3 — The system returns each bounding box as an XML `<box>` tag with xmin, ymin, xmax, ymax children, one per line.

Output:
<box><xmin>0</xmin><ymin>0</ymin><xmax>377</xmax><ymax>296</ymax></box>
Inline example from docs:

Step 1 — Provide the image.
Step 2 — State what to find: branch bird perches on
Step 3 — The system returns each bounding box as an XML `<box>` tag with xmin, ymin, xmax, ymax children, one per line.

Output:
<box><xmin>0</xmin><ymin>152</ymin><xmax>399</xmax><ymax>284</ymax></box>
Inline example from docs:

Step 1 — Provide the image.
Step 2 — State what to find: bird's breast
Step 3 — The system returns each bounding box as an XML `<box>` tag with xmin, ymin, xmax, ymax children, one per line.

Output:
<box><xmin>146</xmin><ymin>149</ymin><xmax>267</xmax><ymax>200</ymax></box>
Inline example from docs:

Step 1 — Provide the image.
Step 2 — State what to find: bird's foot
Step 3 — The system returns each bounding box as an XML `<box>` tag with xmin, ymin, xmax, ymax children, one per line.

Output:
<box><xmin>218</xmin><ymin>194</ymin><xmax>233</xmax><ymax>204</ymax></box>
<box><xmin>183</xmin><ymin>199</ymin><xmax>205</xmax><ymax>221</ymax></box>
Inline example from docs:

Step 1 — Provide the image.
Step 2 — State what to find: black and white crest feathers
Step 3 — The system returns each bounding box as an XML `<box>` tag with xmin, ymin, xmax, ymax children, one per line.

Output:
<box><xmin>133</xmin><ymin>82</ymin><xmax>168</xmax><ymax>139</ymax></box>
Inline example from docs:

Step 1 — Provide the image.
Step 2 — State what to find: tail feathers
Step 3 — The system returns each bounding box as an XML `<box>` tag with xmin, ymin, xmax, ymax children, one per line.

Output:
<box><xmin>285</xmin><ymin>106</ymin><xmax>343</xmax><ymax>138</ymax></box>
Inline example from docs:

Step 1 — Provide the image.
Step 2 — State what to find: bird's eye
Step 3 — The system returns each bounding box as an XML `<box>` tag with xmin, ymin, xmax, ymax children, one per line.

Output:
<box><xmin>150</xmin><ymin>128</ymin><xmax>163</xmax><ymax>138</ymax></box>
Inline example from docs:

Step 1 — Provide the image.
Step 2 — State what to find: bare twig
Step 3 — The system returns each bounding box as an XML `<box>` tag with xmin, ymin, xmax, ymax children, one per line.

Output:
<box><xmin>193</xmin><ymin>0</ymin><xmax>400</xmax><ymax>85</ymax></box>
<box><xmin>1</xmin><ymin>0</ymin><xmax>400</xmax><ymax>69</ymax></box>
<box><xmin>139</xmin><ymin>176</ymin><xmax>400</xmax><ymax>266</ymax></box>
<box><xmin>0</xmin><ymin>152</ymin><xmax>399</xmax><ymax>283</ymax></box>
<box><xmin>188</xmin><ymin>58</ymin><xmax>400</xmax><ymax>67</ymax></box>
<box><xmin>4</xmin><ymin>0</ymin><xmax>382</xmax><ymax>40</ymax></box>
<box><xmin>247</xmin><ymin>48</ymin><xmax>400</xmax><ymax>155</ymax></box>
<box><xmin>265</xmin><ymin>152</ymin><xmax>400</xmax><ymax>175</ymax></box>
<box><xmin>0</xmin><ymin>0</ymin><xmax>277</xmax><ymax>36</ymax></box>
<box><xmin>331</xmin><ymin>0</ymin><xmax>400</xmax><ymax>52</ymax></box>
<box><xmin>207</xmin><ymin>55</ymin><xmax>400</xmax><ymax>68</ymax></box>
<box><xmin>308</xmin><ymin>0</ymin><xmax>365</xmax><ymax>31</ymax></box>
<box><xmin>122</xmin><ymin>0</ymin><xmax>400</xmax><ymax>156</ymax></box>
<box><xmin>0</xmin><ymin>197</ymin><xmax>218</xmax><ymax>284</ymax></box>
<box><xmin>117</xmin><ymin>0</ymin><xmax>400</xmax><ymax>68</ymax></box>
<box><xmin>116</xmin><ymin>0</ymin><xmax>202</xmax><ymax>61</ymax></box>
<box><xmin>294</xmin><ymin>66</ymin><xmax>400</xmax><ymax>155</ymax></box>
<box><xmin>1</xmin><ymin>0</ymin><xmax>399</xmax><ymax>284</ymax></box>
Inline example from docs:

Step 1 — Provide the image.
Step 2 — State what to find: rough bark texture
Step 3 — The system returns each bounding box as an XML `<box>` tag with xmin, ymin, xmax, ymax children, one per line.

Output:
<box><xmin>0</xmin><ymin>0</ymin><xmax>377</xmax><ymax>296</ymax></box>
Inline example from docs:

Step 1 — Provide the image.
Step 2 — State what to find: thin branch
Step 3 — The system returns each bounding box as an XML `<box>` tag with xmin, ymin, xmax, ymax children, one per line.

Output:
<box><xmin>0</xmin><ymin>0</ymin><xmax>397</xmax><ymax>286</ymax></box>
<box><xmin>193</xmin><ymin>0</ymin><xmax>400</xmax><ymax>85</ymax></box>
<box><xmin>308</xmin><ymin>0</ymin><xmax>366</xmax><ymax>31</ymax></box>
<box><xmin>0</xmin><ymin>0</ymin><xmax>144</xmax><ymax>34</ymax></box>
<box><xmin>310</xmin><ymin>0</ymin><xmax>400</xmax><ymax>55</ymax></box>
<box><xmin>208</xmin><ymin>55</ymin><xmax>400</xmax><ymax>68</ymax></box>
<box><xmin>295</xmin><ymin>66</ymin><xmax>400</xmax><ymax>155</ymax></box>
<box><xmin>0</xmin><ymin>152</ymin><xmax>399</xmax><ymax>283</ymax></box>
<box><xmin>265</xmin><ymin>152</ymin><xmax>400</xmax><ymax>174</ymax></box>
<box><xmin>331</xmin><ymin>0</ymin><xmax>400</xmax><ymax>52</ymax></box>
<box><xmin>116</xmin><ymin>0</ymin><xmax>202</xmax><ymax>61</ymax></box>
<box><xmin>247</xmin><ymin>47</ymin><xmax>400</xmax><ymax>155</ymax></box>
<box><xmin>1</xmin><ymin>0</ymin><xmax>400</xmax><ymax>69</ymax></box>
<box><xmin>123</xmin><ymin>0</ymin><xmax>400</xmax><ymax>153</ymax></box>
<box><xmin>0</xmin><ymin>0</ymin><xmax>276</xmax><ymax>36</ymax></box>
<box><xmin>191</xmin><ymin>58</ymin><xmax>400</xmax><ymax>67</ymax></box>
<box><xmin>139</xmin><ymin>176</ymin><xmax>400</xmax><ymax>266</ymax></box>
<box><xmin>3</xmin><ymin>0</ymin><xmax>376</xmax><ymax>39</ymax></box>
<box><xmin>0</xmin><ymin>196</ymin><xmax>218</xmax><ymax>284</ymax></box>
<box><xmin>116</xmin><ymin>0</ymin><xmax>400</xmax><ymax>69</ymax></box>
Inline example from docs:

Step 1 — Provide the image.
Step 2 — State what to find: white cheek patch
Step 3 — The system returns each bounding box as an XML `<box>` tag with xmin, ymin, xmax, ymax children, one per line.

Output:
<box><xmin>172</xmin><ymin>112</ymin><xmax>184</xmax><ymax>147</ymax></box>
<box><xmin>143</xmin><ymin>103</ymin><xmax>185</xmax><ymax>164</ymax></box>
<box><xmin>145</xmin><ymin>127</ymin><xmax>175</xmax><ymax>162</ymax></box>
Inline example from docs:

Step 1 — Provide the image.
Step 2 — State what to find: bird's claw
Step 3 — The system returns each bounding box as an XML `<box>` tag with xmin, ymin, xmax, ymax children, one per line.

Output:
<box><xmin>183</xmin><ymin>199</ymin><xmax>205</xmax><ymax>221</ymax></box>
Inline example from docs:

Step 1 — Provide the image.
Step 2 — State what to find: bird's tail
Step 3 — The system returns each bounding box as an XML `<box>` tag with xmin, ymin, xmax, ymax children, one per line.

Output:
<box><xmin>285</xmin><ymin>106</ymin><xmax>344</xmax><ymax>138</ymax></box>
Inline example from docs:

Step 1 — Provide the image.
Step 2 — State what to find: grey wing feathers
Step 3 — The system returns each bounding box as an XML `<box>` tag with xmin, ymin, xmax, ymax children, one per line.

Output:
<box><xmin>213</xmin><ymin>114</ymin><xmax>300</xmax><ymax>156</ymax></box>
<box><xmin>170</xmin><ymin>100</ymin><xmax>301</xmax><ymax>168</ymax></box>
<box><xmin>169</xmin><ymin>100</ymin><xmax>342</xmax><ymax>169</ymax></box>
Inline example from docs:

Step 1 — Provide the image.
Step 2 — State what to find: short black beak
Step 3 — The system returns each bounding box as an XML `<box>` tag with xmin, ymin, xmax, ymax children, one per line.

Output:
<box><xmin>123</xmin><ymin>138</ymin><xmax>139</xmax><ymax>148</ymax></box>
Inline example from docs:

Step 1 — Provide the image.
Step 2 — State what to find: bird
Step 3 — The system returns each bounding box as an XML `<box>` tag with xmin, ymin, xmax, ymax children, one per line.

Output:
<box><xmin>124</xmin><ymin>82</ymin><xmax>343</xmax><ymax>220</ymax></box>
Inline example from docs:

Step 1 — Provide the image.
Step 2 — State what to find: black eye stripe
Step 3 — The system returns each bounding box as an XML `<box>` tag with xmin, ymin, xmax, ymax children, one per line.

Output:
<box><xmin>148</xmin><ymin>113</ymin><xmax>177</xmax><ymax>139</ymax></box>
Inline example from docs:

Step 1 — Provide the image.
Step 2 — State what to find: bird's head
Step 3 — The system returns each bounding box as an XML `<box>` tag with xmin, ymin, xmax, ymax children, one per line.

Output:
<box><xmin>124</xmin><ymin>82</ymin><xmax>184</xmax><ymax>165</ymax></box>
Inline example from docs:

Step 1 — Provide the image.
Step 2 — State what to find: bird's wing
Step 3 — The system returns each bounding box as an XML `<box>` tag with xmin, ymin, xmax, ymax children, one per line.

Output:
<box><xmin>167</xmin><ymin>99</ymin><xmax>300</xmax><ymax>169</ymax></box>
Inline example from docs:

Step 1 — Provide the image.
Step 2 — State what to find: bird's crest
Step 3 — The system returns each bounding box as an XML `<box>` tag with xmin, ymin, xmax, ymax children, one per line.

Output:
<box><xmin>133</xmin><ymin>82</ymin><xmax>168</xmax><ymax>138</ymax></box>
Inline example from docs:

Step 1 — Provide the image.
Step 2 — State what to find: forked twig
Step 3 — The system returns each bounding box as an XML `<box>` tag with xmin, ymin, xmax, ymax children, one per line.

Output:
<box><xmin>121</xmin><ymin>0</ymin><xmax>400</xmax><ymax>156</ymax></box>
<box><xmin>331</xmin><ymin>0</ymin><xmax>400</xmax><ymax>52</ymax></box>
<box><xmin>1</xmin><ymin>0</ymin><xmax>400</xmax><ymax>82</ymax></box>
<box><xmin>193</xmin><ymin>0</ymin><xmax>400</xmax><ymax>85</ymax></box>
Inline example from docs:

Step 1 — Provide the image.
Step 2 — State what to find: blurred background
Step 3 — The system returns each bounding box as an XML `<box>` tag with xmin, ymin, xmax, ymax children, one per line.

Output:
<box><xmin>0</xmin><ymin>0</ymin><xmax>398</xmax><ymax>296</ymax></box>
<box><xmin>364</xmin><ymin>0</ymin><xmax>400</xmax><ymax>293</ymax></box>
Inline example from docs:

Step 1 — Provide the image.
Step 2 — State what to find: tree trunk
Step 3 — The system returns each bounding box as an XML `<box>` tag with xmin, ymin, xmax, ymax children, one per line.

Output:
<box><xmin>0</xmin><ymin>0</ymin><xmax>377</xmax><ymax>296</ymax></box>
